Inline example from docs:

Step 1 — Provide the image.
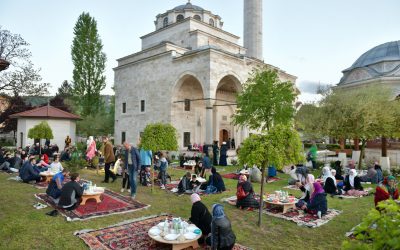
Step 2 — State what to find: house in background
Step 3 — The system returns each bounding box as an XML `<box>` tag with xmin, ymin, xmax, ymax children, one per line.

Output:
<box><xmin>10</xmin><ymin>105</ymin><xmax>81</xmax><ymax>148</ymax></box>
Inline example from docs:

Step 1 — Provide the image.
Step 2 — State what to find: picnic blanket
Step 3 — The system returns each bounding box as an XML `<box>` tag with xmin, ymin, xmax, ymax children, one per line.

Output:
<box><xmin>35</xmin><ymin>189</ymin><xmax>150</xmax><ymax>221</ymax></box>
<box><xmin>75</xmin><ymin>214</ymin><xmax>252</xmax><ymax>250</ymax></box>
<box><xmin>337</xmin><ymin>187</ymin><xmax>373</xmax><ymax>199</ymax></box>
<box><xmin>222</xmin><ymin>196</ymin><xmax>342</xmax><ymax>228</ymax></box>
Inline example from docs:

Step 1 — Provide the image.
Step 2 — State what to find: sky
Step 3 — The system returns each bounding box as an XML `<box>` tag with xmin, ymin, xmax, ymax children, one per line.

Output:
<box><xmin>1</xmin><ymin>0</ymin><xmax>399</xmax><ymax>103</ymax></box>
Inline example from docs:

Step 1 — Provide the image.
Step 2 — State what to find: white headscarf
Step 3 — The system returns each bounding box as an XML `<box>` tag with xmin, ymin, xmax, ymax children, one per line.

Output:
<box><xmin>322</xmin><ymin>166</ymin><xmax>336</xmax><ymax>185</ymax></box>
<box><xmin>305</xmin><ymin>174</ymin><xmax>315</xmax><ymax>192</ymax></box>
<box><xmin>349</xmin><ymin>169</ymin><xmax>357</xmax><ymax>187</ymax></box>
<box><xmin>87</xmin><ymin>136</ymin><xmax>94</xmax><ymax>147</ymax></box>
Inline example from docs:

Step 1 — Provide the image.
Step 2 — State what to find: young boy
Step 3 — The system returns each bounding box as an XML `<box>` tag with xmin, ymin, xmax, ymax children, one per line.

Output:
<box><xmin>159</xmin><ymin>153</ymin><xmax>168</xmax><ymax>189</ymax></box>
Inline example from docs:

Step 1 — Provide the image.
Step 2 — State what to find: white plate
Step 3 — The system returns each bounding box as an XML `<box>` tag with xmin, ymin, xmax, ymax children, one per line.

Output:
<box><xmin>186</xmin><ymin>225</ymin><xmax>198</xmax><ymax>233</ymax></box>
<box><xmin>149</xmin><ymin>227</ymin><xmax>161</xmax><ymax>236</ymax></box>
<box><xmin>157</xmin><ymin>222</ymin><xmax>165</xmax><ymax>229</ymax></box>
<box><xmin>164</xmin><ymin>233</ymin><xmax>179</xmax><ymax>241</ymax></box>
<box><xmin>184</xmin><ymin>232</ymin><xmax>197</xmax><ymax>240</ymax></box>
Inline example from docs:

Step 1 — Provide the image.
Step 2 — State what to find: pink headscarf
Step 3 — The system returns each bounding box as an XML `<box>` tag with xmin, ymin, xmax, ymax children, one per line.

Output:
<box><xmin>310</xmin><ymin>182</ymin><xmax>325</xmax><ymax>203</ymax></box>
<box><xmin>191</xmin><ymin>193</ymin><xmax>201</xmax><ymax>204</ymax></box>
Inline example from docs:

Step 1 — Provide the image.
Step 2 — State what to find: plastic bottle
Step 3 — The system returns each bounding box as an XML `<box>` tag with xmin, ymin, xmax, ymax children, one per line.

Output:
<box><xmin>163</xmin><ymin>219</ymin><xmax>168</xmax><ymax>234</ymax></box>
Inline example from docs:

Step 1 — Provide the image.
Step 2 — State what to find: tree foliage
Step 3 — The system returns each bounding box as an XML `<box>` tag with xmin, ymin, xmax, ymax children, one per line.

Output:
<box><xmin>342</xmin><ymin>200</ymin><xmax>400</xmax><ymax>250</ymax></box>
<box><xmin>238</xmin><ymin>124</ymin><xmax>304</xmax><ymax>171</ymax></box>
<box><xmin>295</xmin><ymin>103</ymin><xmax>324</xmax><ymax>140</ymax></box>
<box><xmin>0</xmin><ymin>95</ymin><xmax>32</xmax><ymax>133</ymax></box>
<box><xmin>57</xmin><ymin>80</ymin><xmax>73</xmax><ymax>98</ymax></box>
<box><xmin>233</xmin><ymin>68</ymin><xmax>296</xmax><ymax>131</ymax></box>
<box><xmin>48</xmin><ymin>95</ymin><xmax>72</xmax><ymax>113</ymax></box>
<box><xmin>0</xmin><ymin>26</ymin><xmax>49</xmax><ymax>96</ymax></box>
<box><xmin>71</xmin><ymin>12</ymin><xmax>107</xmax><ymax>116</ymax></box>
<box><xmin>140</xmin><ymin>123</ymin><xmax>178</xmax><ymax>152</ymax></box>
<box><xmin>28</xmin><ymin>121</ymin><xmax>54</xmax><ymax>140</ymax></box>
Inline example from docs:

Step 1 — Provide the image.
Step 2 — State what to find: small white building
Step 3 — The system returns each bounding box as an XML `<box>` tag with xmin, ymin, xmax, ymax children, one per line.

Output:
<box><xmin>10</xmin><ymin>105</ymin><xmax>81</xmax><ymax>148</ymax></box>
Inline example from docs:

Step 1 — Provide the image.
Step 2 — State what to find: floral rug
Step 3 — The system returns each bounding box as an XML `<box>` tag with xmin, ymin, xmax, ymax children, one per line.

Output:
<box><xmin>221</xmin><ymin>196</ymin><xmax>342</xmax><ymax>228</ymax></box>
<box><xmin>35</xmin><ymin>189</ymin><xmax>150</xmax><ymax>221</ymax></box>
<box><xmin>337</xmin><ymin>187</ymin><xmax>373</xmax><ymax>199</ymax></box>
<box><xmin>75</xmin><ymin>214</ymin><xmax>252</xmax><ymax>250</ymax></box>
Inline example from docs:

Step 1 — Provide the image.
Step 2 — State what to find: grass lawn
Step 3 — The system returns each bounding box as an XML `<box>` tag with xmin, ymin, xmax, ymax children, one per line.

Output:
<box><xmin>0</xmin><ymin>166</ymin><xmax>375</xmax><ymax>250</ymax></box>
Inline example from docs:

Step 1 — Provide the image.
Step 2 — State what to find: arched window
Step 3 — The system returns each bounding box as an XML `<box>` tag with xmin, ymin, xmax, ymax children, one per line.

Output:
<box><xmin>176</xmin><ymin>14</ymin><xmax>184</xmax><ymax>22</ymax></box>
<box><xmin>209</xmin><ymin>18</ymin><xmax>215</xmax><ymax>27</ymax></box>
<box><xmin>193</xmin><ymin>15</ymin><xmax>201</xmax><ymax>21</ymax></box>
<box><xmin>163</xmin><ymin>17</ymin><xmax>169</xmax><ymax>28</ymax></box>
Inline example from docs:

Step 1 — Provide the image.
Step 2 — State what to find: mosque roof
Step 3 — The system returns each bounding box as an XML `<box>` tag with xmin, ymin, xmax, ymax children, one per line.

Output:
<box><xmin>173</xmin><ymin>1</ymin><xmax>204</xmax><ymax>11</ymax></box>
<box><xmin>344</xmin><ymin>40</ymin><xmax>400</xmax><ymax>72</ymax></box>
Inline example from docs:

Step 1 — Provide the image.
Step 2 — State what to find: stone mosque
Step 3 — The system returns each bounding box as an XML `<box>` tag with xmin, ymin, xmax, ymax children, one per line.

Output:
<box><xmin>114</xmin><ymin>0</ymin><xmax>296</xmax><ymax>149</ymax></box>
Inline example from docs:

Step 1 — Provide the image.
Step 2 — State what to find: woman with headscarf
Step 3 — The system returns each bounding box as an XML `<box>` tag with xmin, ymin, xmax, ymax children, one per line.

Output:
<box><xmin>333</xmin><ymin>161</ymin><xmax>344</xmax><ymax>181</ymax></box>
<box><xmin>295</xmin><ymin>165</ymin><xmax>309</xmax><ymax>185</ymax></box>
<box><xmin>343</xmin><ymin>169</ymin><xmax>367</xmax><ymax>196</ymax></box>
<box><xmin>322</xmin><ymin>166</ymin><xmax>337</xmax><ymax>195</ymax></box>
<box><xmin>86</xmin><ymin>136</ymin><xmax>97</xmax><ymax>161</ymax></box>
<box><xmin>189</xmin><ymin>193</ymin><xmax>212</xmax><ymax>243</ymax></box>
<box><xmin>208</xmin><ymin>167</ymin><xmax>226</xmax><ymax>193</ymax></box>
<box><xmin>300</xmin><ymin>182</ymin><xmax>327</xmax><ymax>218</ymax></box>
<box><xmin>206</xmin><ymin>204</ymin><xmax>236</xmax><ymax>250</ymax></box>
<box><xmin>236</xmin><ymin>175</ymin><xmax>259</xmax><ymax>210</ymax></box>
<box><xmin>374</xmin><ymin>176</ymin><xmax>399</xmax><ymax>207</ymax></box>
<box><xmin>374</xmin><ymin>163</ymin><xmax>384</xmax><ymax>184</ymax></box>
<box><xmin>219</xmin><ymin>142</ymin><xmax>228</xmax><ymax>166</ymax></box>
<box><xmin>296</xmin><ymin>174</ymin><xmax>314</xmax><ymax>209</ymax></box>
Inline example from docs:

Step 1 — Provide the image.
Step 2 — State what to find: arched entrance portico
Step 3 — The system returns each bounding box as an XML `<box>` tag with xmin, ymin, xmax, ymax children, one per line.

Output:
<box><xmin>171</xmin><ymin>74</ymin><xmax>205</xmax><ymax>149</ymax></box>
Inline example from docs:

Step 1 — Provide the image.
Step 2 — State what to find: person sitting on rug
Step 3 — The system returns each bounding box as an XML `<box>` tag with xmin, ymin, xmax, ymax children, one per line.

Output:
<box><xmin>20</xmin><ymin>157</ymin><xmax>41</xmax><ymax>183</ymax></box>
<box><xmin>50</xmin><ymin>155</ymin><xmax>63</xmax><ymax>173</ymax></box>
<box><xmin>288</xmin><ymin>165</ymin><xmax>298</xmax><ymax>185</ymax></box>
<box><xmin>178</xmin><ymin>172</ymin><xmax>193</xmax><ymax>193</ymax></box>
<box><xmin>189</xmin><ymin>193</ymin><xmax>212</xmax><ymax>244</ymax></box>
<box><xmin>236</xmin><ymin>175</ymin><xmax>259</xmax><ymax>210</ymax></box>
<box><xmin>298</xmin><ymin>182</ymin><xmax>327</xmax><ymax>218</ymax></box>
<box><xmin>374</xmin><ymin>163</ymin><xmax>384</xmax><ymax>184</ymax></box>
<box><xmin>359</xmin><ymin>165</ymin><xmax>378</xmax><ymax>184</ymax></box>
<box><xmin>46</xmin><ymin>168</ymin><xmax>70</xmax><ymax>199</ymax></box>
<box><xmin>58</xmin><ymin>173</ymin><xmax>84</xmax><ymax>210</ymax></box>
<box><xmin>207</xmin><ymin>167</ymin><xmax>226</xmax><ymax>193</ymax></box>
<box><xmin>343</xmin><ymin>169</ymin><xmax>368</xmax><ymax>196</ymax></box>
<box><xmin>206</xmin><ymin>204</ymin><xmax>236</xmax><ymax>250</ymax></box>
<box><xmin>321</xmin><ymin>166</ymin><xmax>337</xmax><ymax>195</ymax></box>
<box><xmin>189</xmin><ymin>174</ymin><xmax>202</xmax><ymax>193</ymax></box>
<box><xmin>296</xmin><ymin>174</ymin><xmax>315</xmax><ymax>206</ymax></box>
<box><xmin>374</xmin><ymin>176</ymin><xmax>399</xmax><ymax>208</ymax></box>
<box><xmin>295</xmin><ymin>165</ymin><xmax>309</xmax><ymax>186</ymax></box>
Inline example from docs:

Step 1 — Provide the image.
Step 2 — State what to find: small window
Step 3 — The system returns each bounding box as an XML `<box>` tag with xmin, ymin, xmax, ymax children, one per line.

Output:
<box><xmin>140</xmin><ymin>100</ymin><xmax>145</xmax><ymax>112</ymax></box>
<box><xmin>176</xmin><ymin>14</ymin><xmax>184</xmax><ymax>22</ymax></box>
<box><xmin>183</xmin><ymin>132</ymin><xmax>191</xmax><ymax>147</ymax></box>
<box><xmin>193</xmin><ymin>15</ymin><xmax>201</xmax><ymax>21</ymax></box>
<box><xmin>209</xmin><ymin>18</ymin><xmax>214</xmax><ymax>26</ymax></box>
<box><xmin>122</xmin><ymin>103</ymin><xmax>126</xmax><ymax>113</ymax></box>
<box><xmin>163</xmin><ymin>17</ymin><xmax>169</xmax><ymax>27</ymax></box>
<box><xmin>121</xmin><ymin>132</ymin><xmax>126</xmax><ymax>144</ymax></box>
<box><xmin>184</xmin><ymin>99</ymin><xmax>191</xmax><ymax>111</ymax></box>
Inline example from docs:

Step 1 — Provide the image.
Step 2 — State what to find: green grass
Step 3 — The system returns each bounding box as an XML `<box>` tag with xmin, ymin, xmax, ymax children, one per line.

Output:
<box><xmin>0</xmin><ymin>167</ymin><xmax>376</xmax><ymax>250</ymax></box>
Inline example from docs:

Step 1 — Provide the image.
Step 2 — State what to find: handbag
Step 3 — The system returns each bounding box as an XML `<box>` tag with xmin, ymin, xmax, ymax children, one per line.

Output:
<box><xmin>236</xmin><ymin>185</ymin><xmax>247</xmax><ymax>200</ymax></box>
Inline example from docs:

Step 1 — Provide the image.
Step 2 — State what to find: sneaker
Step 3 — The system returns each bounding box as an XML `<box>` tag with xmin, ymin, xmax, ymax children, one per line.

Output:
<box><xmin>131</xmin><ymin>195</ymin><xmax>136</xmax><ymax>200</ymax></box>
<box><xmin>161</xmin><ymin>185</ymin><xmax>166</xmax><ymax>190</ymax></box>
<box><xmin>120</xmin><ymin>188</ymin><xmax>124</xmax><ymax>193</ymax></box>
<box><xmin>317</xmin><ymin>211</ymin><xmax>322</xmax><ymax>219</ymax></box>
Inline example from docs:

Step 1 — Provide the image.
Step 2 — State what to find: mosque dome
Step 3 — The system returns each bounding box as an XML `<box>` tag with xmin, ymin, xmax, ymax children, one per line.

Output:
<box><xmin>173</xmin><ymin>2</ymin><xmax>204</xmax><ymax>11</ymax></box>
<box><xmin>339</xmin><ymin>40</ymin><xmax>400</xmax><ymax>85</ymax></box>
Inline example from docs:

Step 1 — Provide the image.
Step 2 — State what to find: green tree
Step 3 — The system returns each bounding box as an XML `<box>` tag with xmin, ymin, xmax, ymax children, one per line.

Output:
<box><xmin>57</xmin><ymin>80</ymin><xmax>73</xmax><ymax>98</ymax></box>
<box><xmin>342</xmin><ymin>200</ymin><xmax>400</xmax><ymax>250</ymax></box>
<box><xmin>233</xmin><ymin>68</ymin><xmax>299</xmax><ymax>227</ymax></box>
<box><xmin>295</xmin><ymin>103</ymin><xmax>324</xmax><ymax>140</ymax></box>
<box><xmin>233</xmin><ymin>68</ymin><xmax>296</xmax><ymax>131</ymax></box>
<box><xmin>238</xmin><ymin>124</ymin><xmax>304</xmax><ymax>226</ymax></box>
<box><xmin>28</xmin><ymin>121</ymin><xmax>54</xmax><ymax>153</ymax></box>
<box><xmin>140</xmin><ymin>123</ymin><xmax>178</xmax><ymax>152</ymax></box>
<box><xmin>71</xmin><ymin>12</ymin><xmax>107</xmax><ymax>116</ymax></box>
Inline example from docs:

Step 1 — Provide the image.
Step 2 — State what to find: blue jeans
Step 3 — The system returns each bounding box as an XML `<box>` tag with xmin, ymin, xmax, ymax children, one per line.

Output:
<box><xmin>160</xmin><ymin>169</ymin><xmax>166</xmax><ymax>185</ymax></box>
<box><xmin>128</xmin><ymin>165</ymin><xmax>137</xmax><ymax>197</ymax></box>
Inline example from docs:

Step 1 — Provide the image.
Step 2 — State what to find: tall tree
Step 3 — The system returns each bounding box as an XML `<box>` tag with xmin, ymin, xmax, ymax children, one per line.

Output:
<box><xmin>233</xmin><ymin>68</ymin><xmax>299</xmax><ymax>227</ymax></box>
<box><xmin>57</xmin><ymin>80</ymin><xmax>73</xmax><ymax>98</ymax></box>
<box><xmin>295</xmin><ymin>103</ymin><xmax>324</xmax><ymax>140</ymax></box>
<box><xmin>48</xmin><ymin>95</ymin><xmax>72</xmax><ymax>113</ymax></box>
<box><xmin>71</xmin><ymin>13</ymin><xmax>107</xmax><ymax>116</ymax></box>
<box><xmin>0</xmin><ymin>26</ymin><xmax>49</xmax><ymax>96</ymax></box>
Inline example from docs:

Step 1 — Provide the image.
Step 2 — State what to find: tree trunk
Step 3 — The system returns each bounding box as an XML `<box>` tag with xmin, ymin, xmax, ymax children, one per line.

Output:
<box><xmin>258</xmin><ymin>164</ymin><xmax>266</xmax><ymax>227</ymax></box>
<box><xmin>358</xmin><ymin>139</ymin><xmax>366</xmax><ymax>169</ymax></box>
<box><xmin>381</xmin><ymin>137</ymin><xmax>387</xmax><ymax>157</ymax></box>
<box><xmin>354</xmin><ymin>138</ymin><xmax>360</xmax><ymax>151</ymax></box>
<box><xmin>151</xmin><ymin>158</ymin><xmax>154</xmax><ymax>193</ymax></box>
<box><xmin>339</xmin><ymin>138</ymin><xmax>345</xmax><ymax>150</ymax></box>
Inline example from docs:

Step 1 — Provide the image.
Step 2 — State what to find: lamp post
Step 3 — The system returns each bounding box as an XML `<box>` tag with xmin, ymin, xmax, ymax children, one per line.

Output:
<box><xmin>0</xmin><ymin>58</ymin><xmax>10</xmax><ymax>71</ymax></box>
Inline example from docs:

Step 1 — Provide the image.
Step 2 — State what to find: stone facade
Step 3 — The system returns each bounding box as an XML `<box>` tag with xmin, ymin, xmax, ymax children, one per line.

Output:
<box><xmin>114</xmin><ymin>2</ymin><xmax>296</xmax><ymax>149</ymax></box>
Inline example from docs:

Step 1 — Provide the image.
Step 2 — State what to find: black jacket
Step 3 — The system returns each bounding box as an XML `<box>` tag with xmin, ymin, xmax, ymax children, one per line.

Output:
<box><xmin>58</xmin><ymin>181</ymin><xmax>83</xmax><ymax>207</ymax></box>
<box><xmin>343</xmin><ymin>175</ymin><xmax>363</xmax><ymax>191</ymax></box>
<box><xmin>307</xmin><ymin>193</ymin><xmax>328</xmax><ymax>214</ymax></box>
<box><xmin>211</xmin><ymin>217</ymin><xmax>236</xmax><ymax>250</ymax></box>
<box><xmin>189</xmin><ymin>201</ymin><xmax>212</xmax><ymax>235</ymax></box>
<box><xmin>323</xmin><ymin>177</ymin><xmax>337</xmax><ymax>194</ymax></box>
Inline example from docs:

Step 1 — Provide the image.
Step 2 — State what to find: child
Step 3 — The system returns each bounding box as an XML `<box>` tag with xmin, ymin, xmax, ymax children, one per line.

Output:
<box><xmin>120</xmin><ymin>158</ymin><xmax>130</xmax><ymax>193</ymax></box>
<box><xmin>159</xmin><ymin>152</ymin><xmax>168</xmax><ymax>189</ymax></box>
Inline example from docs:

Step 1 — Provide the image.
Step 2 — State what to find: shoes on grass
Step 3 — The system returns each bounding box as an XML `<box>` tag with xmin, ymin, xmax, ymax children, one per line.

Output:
<box><xmin>46</xmin><ymin>210</ymin><xmax>58</xmax><ymax>217</ymax></box>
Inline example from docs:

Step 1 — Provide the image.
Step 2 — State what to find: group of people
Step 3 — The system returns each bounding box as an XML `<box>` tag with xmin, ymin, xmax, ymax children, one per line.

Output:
<box><xmin>177</xmin><ymin>167</ymin><xmax>226</xmax><ymax>194</ymax></box>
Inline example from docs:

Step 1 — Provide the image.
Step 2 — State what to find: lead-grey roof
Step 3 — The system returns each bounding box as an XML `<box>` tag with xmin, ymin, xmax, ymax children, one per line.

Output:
<box><xmin>173</xmin><ymin>2</ymin><xmax>204</xmax><ymax>11</ymax></box>
<box><xmin>344</xmin><ymin>40</ymin><xmax>400</xmax><ymax>72</ymax></box>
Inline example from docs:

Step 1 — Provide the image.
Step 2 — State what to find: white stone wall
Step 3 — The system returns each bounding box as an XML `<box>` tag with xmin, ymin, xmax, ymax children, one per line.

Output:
<box><xmin>16</xmin><ymin>118</ymin><xmax>76</xmax><ymax>148</ymax></box>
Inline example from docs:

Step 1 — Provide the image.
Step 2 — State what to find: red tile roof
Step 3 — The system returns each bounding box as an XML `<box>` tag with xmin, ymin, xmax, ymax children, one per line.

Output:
<box><xmin>10</xmin><ymin>105</ymin><xmax>81</xmax><ymax>120</ymax></box>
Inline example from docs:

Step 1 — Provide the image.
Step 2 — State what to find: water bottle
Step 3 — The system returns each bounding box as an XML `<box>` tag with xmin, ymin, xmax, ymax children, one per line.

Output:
<box><xmin>163</xmin><ymin>219</ymin><xmax>168</xmax><ymax>234</ymax></box>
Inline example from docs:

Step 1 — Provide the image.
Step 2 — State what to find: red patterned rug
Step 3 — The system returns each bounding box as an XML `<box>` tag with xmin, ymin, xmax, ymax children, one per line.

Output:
<box><xmin>35</xmin><ymin>189</ymin><xmax>150</xmax><ymax>221</ymax></box>
<box><xmin>222</xmin><ymin>196</ymin><xmax>341</xmax><ymax>228</ymax></box>
<box><xmin>75</xmin><ymin>214</ymin><xmax>252</xmax><ymax>250</ymax></box>
<box><xmin>33</xmin><ymin>177</ymin><xmax>87</xmax><ymax>189</ymax></box>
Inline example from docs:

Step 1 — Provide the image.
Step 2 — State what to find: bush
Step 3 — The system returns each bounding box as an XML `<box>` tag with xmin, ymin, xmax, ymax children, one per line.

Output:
<box><xmin>342</xmin><ymin>200</ymin><xmax>400</xmax><ymax>250</ymax></box>
<box><xmin>63</xmin><ymin>157</ymin><xmax>87</xmax><ymax>173</ymax></box>
<box><xmin>0</xmin><ymin>138</ymin><xmax>15</xmax><ymax>147</ymax></box>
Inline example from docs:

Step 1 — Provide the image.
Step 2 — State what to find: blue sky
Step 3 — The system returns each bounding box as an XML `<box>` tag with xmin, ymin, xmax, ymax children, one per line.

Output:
<box><xmin>1</xmin><ymin>0</ymin><xmax>399</xmax><ymax>102</ymax></box>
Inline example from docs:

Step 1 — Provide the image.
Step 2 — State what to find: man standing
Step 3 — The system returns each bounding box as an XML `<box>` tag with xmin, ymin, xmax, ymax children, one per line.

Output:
<box><xmin>124</xmin><ymin>141</ymin><xmax>141</xmax><ymax>199</ymax></box>
<box><xmin>102</xmin><ymin>136</ymin><xmax>116</xmax><ymax>183</ymax></box>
